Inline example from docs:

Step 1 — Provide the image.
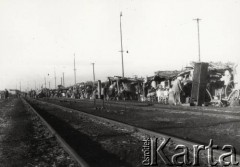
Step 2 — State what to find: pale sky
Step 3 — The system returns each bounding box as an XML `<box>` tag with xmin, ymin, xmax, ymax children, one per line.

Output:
<box><xmin>0</xmin><ymin>0</ymin><xmax>240</xmax><ymax>90</ymax></box>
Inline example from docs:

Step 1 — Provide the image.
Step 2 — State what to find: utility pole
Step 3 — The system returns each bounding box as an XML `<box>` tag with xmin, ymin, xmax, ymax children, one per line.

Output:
<box><xmin>49</xmin><ymin>81</ymin><xmax>50</xmax><ymax>89</ymax></box>
<box><xmin>91</xmin><ymin>63</ymin><xmax>95</xmax><ymax>84</ymax></box>
<box><xmin>35</xmin><ymin>81</ymin><xmax>36</xmax><ymax>90</ymax></box>
<box><xmin>193</xmin><ymin>18</ymin><xmax>201</xmax><ymax>62</ymax></box>
<box><xmin>63</xmin><ymin>72</ymin><xmax>65</xmax><ymax>87</ymax></box>
<box><xmin>54</xmin><ymin>68</ymin><xmax>56</xmax><ymax>89</ymax></box>
<box><xmin>61</xmin><ymin>77</ymin><xmax>62</xmax><ymax>86</ymax></box>
<box><xmin>44</xmin><ymin>77</ymin><xmax>46</xmax><ymax>88</ymax></box>
<box><xmin>20</xmin><ymin>81</ymin><xmax>21</xmax><ymax>91</ymax></box>
<box><xmin>74</xmin><ymin>53</ymin><xmax>77</xmax><ymax>85</ymax></box>
<box><xmin>120</xmin><ymin>12</ymin><xmax>125</xmax><ymax>77</ymax></box>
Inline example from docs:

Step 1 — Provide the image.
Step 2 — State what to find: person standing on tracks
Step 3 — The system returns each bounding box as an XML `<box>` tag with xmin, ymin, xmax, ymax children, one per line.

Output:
<box><xmin>172</xmin><ymin>76</ymin><xmax>183</xmax><ymax>105</ymax></box>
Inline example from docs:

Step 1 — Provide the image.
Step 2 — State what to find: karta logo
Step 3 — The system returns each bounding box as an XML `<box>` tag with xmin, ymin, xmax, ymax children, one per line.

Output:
<box><xmin>142</xmin><ymin>138</ymin><xmax>239</xmax><ymax>166</ymax></box>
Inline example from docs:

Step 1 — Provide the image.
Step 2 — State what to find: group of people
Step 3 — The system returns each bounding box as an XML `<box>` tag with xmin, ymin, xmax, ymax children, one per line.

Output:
<box><xmin>25</xmin><ymin>62</ymin><xmax>240</xmax><ymax>106</ymax></box>
<box><xmin>0</xmin><ymin>89</ymin><xmax>9</xmax><ymax>99</ymax></box>
<box><xmin>171</xmin><ymin>65</ymin><xmax>240</xmax><ymax>106</ymax></box>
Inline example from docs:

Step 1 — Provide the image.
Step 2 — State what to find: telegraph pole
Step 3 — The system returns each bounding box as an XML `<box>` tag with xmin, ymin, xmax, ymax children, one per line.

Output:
<box><xmin>91</xmin><ymin>63</ymin><xmax>95</xmax><ymax>83</ymax></box>
<box><xmin>193</xmin><ymin>18</ymin><xmax>201</xmax><ymax>62</ymax></box>
<box><xmin>54</xmin><ymin>68</ymin><xmax>56</xmax><ymax>89</ymax></box>
<box><xmin>62</xmin><ymin>72</ymin><xmax>65</xmax><ymax>87</ymax></box>
<box><xmin>44</xmin><ymin>77</ymin><xmax>46</xmax><ymax>88</ymax></box>
<box><xmin>74</xmin><ymin>53</ymin><xmax>76</xmax><ymax>85</ymax></box>
<box><xmin>120</xmin><ymin>12</ymin><xmax>125</xmax><ymax>77</ymax></box>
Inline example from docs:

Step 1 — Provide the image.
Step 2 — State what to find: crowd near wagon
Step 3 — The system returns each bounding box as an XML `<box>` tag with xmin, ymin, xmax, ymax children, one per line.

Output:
<box><xmin>20</xmin><ymin>61</ymin><xmax>240</xmax><ymax>107</ymax></box>
<box><xmin>0</xmin><ymin>89</ymin><xmax>22</xmax><ymax>99</ymax></box>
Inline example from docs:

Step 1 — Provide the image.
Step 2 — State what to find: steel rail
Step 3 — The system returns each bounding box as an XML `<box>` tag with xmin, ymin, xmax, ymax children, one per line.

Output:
<box><xmin>21</xmin><ymin>98</ymin><xmax>89</xmax><ymax>167</ymax></box>
<box><xmin>36</xmin><ymin>98</ymin><xmax>240</xmax><ymax>164</ymax></box>
<box><xmin>47</xmin><ymin>97</ymin><xmax>240</xmax><ymax>119</ymax></box>
<box><xmin>48</xmin><ymin>96</ymin><xmax>239</xmax><ymax>113</ymax></box>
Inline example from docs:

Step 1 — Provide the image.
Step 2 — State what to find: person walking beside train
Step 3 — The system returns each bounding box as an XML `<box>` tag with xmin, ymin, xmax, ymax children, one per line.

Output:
<box><xmin>172</xmin><ymin>76</ymin><xmax>183</xmax><ymax>105</ymax></box>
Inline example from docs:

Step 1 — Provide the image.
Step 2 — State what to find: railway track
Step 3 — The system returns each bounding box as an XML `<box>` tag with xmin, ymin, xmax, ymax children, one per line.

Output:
<box><xmin>23</xmin><ymin>98</ymin><xmax>145</xmax><ymax>167</ymax></box>
<box><xmin>47</xmin><ymin>97</ymin><xmax>240</xmax><ymax>119</ymax></box>
<box><xmin>50</xmin><ymin>96</ymin><xmax>240</xmax><ymax>112</ymax></box>
<box><xmin>42</xmin><ymin>98</ymin><xmax>240</xmax><ymax>149</ymax></box>
<box><xmin>21</xmin><ymin>98</ymin><xmax>89</xmax><ymax>167</ymax></box>
<box><xmin>29</xmin><ymin>97</ymin><xmax>240</xmax><ymax>166</ymax></box>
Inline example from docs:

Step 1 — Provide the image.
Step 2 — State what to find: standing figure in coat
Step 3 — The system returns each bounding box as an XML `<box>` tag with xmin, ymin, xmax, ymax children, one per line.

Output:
<box><xmin>172</xmin><ymin>76</ymin><xmax>183</xmax><ymax>105</ymax></box>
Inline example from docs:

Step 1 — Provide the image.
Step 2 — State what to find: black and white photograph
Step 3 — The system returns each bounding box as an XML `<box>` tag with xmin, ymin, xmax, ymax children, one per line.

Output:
<box><xmin>0</xmin><ymin>0</ymin><xmax>240</xmax><ymax>166</ymax></box>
